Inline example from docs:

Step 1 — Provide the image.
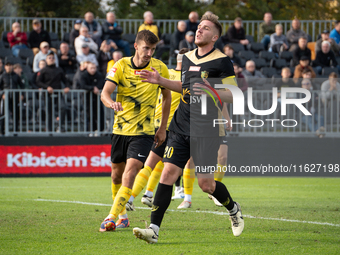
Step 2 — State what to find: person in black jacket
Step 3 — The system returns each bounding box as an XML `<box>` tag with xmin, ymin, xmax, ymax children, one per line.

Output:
<box><xmin>97</xmin><ymin>40</ymin><xmax>114</xmax><ymax>78</ymax></box>
<box><xmin>36</xmin><ymin>51</ymin><xmax>70</xmax><ymax>132</ymax></box>
<box><xmin>313</xmin><ymin>40</ymin><xmax>339</xmax><ymax>75</ymax></box>
<box><xmin>69</xmin><ymin>19</ymin><xmax>82</xmax><ymax>49</ymax></box>
<box><xmin>79</xmin><ymin>62</ymin><xmax>104</xmax><ymax>132</ymax></box>
<box><xmin>58</xmin><ymin>42</ymin><xmax>77</xmax><ymax>74</ymax></box>
<box><xmin>225</xmin><ymin>17</ymin><xmax>249</xmax><ymax>47</ymax></box>
<box><xmin>28</xmin><ymin>19</ymin><xmax>52</xmax><ymax>55</ymax></box>
<box><xmin>170</xmin><ymin>21</ymin><xmax>187</xmax><ymax>57</ymax></box>
<box><xmin>102</xmin><ymin>12</ymin><xmax>131</xmax><ymax>56</ymax></box>
<box><xmin>0</xmin><ymin>60</ymin><xmax>24</xmax><ymax>134</ymax></box>
<box><xmin>292</xmin><ymin>36</ymin><xmax>311</xmax><ymax>66</ymax></box>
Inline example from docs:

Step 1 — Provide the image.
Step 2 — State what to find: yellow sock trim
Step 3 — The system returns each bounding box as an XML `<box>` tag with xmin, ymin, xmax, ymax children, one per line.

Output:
<box><xmin>183</xmin><ymin>168</ymin><xmax>195</xmax><ymax>196</ymax></box>
<box><xmin>146</xmin><ymin>161</ymin><xmax>164</xmax><ymax>192</ymax></box>
<box><xmin>109</xmin><ymin>186</ymin><xmax>132</xmax><ymax>219</ymax></box>
<box><xmin>214</xmin><ymin>164</ymin><xmax>225</xmax><ymax>182</ymax></box>
<box><xmin>131</xmin><ymin>166</ymin><xmax>152</xmax><ymax>198</ymax></box>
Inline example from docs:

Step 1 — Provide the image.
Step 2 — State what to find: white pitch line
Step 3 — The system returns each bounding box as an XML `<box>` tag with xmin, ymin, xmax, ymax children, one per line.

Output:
<box><xmin>33</xmin><ymin>199</ymin><xmax>340</xmax><ymax>228</ymax></box>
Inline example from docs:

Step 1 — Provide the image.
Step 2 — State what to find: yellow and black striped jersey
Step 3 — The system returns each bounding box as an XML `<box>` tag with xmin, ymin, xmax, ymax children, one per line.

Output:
<box><xmin>106</xmin><ymin>57</ymin><xmax>169</xmax><ymax>136</ymax></box>
<box><xmin>154</xmin><ymin>69</ymin><xmax>181</xmax><ymax>130</ymax></box>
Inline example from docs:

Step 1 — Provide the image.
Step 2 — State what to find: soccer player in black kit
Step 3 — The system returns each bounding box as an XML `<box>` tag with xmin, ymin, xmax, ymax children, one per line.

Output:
<box><xmin>133</xmin><ymin>13</ymin><xmax>244</xmax><ymax>243</ymax></box>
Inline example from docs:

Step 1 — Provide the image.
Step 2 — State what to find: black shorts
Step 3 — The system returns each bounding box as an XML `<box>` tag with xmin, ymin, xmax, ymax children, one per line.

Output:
<box><xmin>111</xmin><ymin>134</ymin><xmax>154</xmax><ymax>164</ymax></box>
<box><xmin>151</xmin><ymin>129</ymin><xmax>169</xmax><ymax>158</ymax></box>
<box><xmin>163</xmin><ymin>131</ymin><xmax>221</xmax><ymax>173</ymax></box>
<box><xmin>220</xmin><ymin>136</ymin><xmax>228</xmax><ymax>146</ymax></box>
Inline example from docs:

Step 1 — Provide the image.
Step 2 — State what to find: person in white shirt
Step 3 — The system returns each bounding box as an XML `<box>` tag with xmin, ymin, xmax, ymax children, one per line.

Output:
<box><xmin>76</xmin><ymin>44</ymin><xmax>98</xmax><ymax>66</ymax></box>
<box><xmin>74</xmin><ymin>26</ymin><xmax>98</xmax><ymax>56</ymax></box>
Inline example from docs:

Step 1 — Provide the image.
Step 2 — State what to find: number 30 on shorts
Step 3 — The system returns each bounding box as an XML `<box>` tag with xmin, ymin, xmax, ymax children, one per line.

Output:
<box><xmin>164</xmin><ymin>146</ymin><xmax>174</xmax><ymax>158</ymax></box>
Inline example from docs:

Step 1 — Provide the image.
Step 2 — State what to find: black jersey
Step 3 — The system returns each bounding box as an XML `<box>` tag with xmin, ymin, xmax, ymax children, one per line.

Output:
<box><xmin>168</xmin><ymin>48</ymin><xmax>237</xmax><ymax>137</ymax></box>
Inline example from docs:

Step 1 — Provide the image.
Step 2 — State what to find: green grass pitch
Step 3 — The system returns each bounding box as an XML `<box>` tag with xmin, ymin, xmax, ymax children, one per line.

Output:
<box><xmin>1</xmin><ymin>177</ymin><xmax>339</xmax><ymax>254</ymax></box>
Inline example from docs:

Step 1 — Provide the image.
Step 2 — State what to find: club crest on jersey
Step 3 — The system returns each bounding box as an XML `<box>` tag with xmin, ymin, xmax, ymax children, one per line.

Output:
<box><xmin>201</xmin><ymin>71</ymin><xmax>209</xmax><ymax>79</ymax></box>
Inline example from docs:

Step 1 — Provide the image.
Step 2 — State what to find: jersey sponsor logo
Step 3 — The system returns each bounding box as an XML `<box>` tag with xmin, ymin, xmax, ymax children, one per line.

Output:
<box><xmin>134</xmin><ymin>70</ymin><xmax>142</xmax><ymax>75</ymax></box>
<box><xmin>108</xmin><ymin>68</ymin><xmax>117</xmax><ymax>78</ymax></box>
<box><xmin>189</xmin><ymin>66</ymin><xmax>201</xmax><ymax>72</ymax></box>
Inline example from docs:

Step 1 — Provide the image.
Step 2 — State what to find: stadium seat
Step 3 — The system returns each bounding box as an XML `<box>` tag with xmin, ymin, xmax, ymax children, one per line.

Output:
<box><xmin>51</xmin><ymin>40</ymin><xmax>61</xmax><ymax>49</ymax></box>
<box><xmin>5</xmin><ymin>56</ymin><xmax>22</xmax><ymax>65</ymax></box>
<box><xmin>279</xmin><ymin>51</ymin><xmax>293</xmax><ymax>62</ymax></box>
<box><xmin>239</xmin><ymin>58</ymin><xmax>246</xmax><ymax>68</ymax></box>
<box><xmin>229</xmin><ymin>43</ymin><xmax>244</xmax><ymax>53</ymax></box>
<box><xmin>259</xmin><ymin>51</ymin><xmax>276</xmax><ymax>62</ymax></box>
<box><xmin>49</xmin><ymin>32</ymin><xmax>60</xmax><ymax>41</ymax></box>
<box><xmin>253</xmin><ymin>58</ymin><xmax>267</xmax><ymax>69</ymax></box>
<box><xmin>0</xmin><ymin>40</ymin><xmax>4</xmax><ymax>48</ymax></box>
<box><xmin>307</xmin><ymin>42</ymin><xmax>316</xmax><ymax>60</ymax></box>
<box><xmin>270</xmin><ymin>59</ymin><xmax>287</xmax><ymax>70</ymax></box>
<box><xmin>249</xmin><ymin>42</ymin><xmax>265</xmax><ymax>53</ymax></box>
<box><xmin>322</xmin><ymin>67</ymin><xmax>338</xmax><ymax>76</ymax></box>
<box><xmin>63</xmin><ymin>32</ymin><xmax>70</xmax><ymax>44</ymax></box>
<box><xmin>18</xmin><ymin>48</ymin><xmax>34</xmax><ymax>64</ymax></box>
<box><xmin>1</xmin><ymin>31</ymin><xmax>10</xmax><ymax>48</ymax></box>
<box><xmin>238</xmin><ymin>50</ymin><xmax>255</xmax><ymax>60</ymax></box>
<box><xmin>271</xmin><ymin>73</ymin><xmax>282</xmax><ymax>84</ymax></box>
<box><xmin>122</xmin><ymin>33</ymin><xmax>137</xmax><ymax>52</ymax></box>
<box><xmin>0</xmin><ymin>48</ymin><xmax>13</xmax><ymax>59</ymax></box>
<box><xmin>246</xmin><ymin>35</ymin><xmax>254</xmax><ymax>43</ymax></box>
<box><xmin>261</xmin><ymin>67</ymin><xmax>277</xmax><ymax>78</ymax></box>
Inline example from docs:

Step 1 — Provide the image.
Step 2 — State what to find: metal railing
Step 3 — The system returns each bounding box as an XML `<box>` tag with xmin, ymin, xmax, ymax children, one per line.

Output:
<box><xmin>1</xmin><ymin>87</ymin><xmax>339</xmax><ymax>137</ymax></box>
<box><xmin>0</xmin><ymin>16</ymin><xmax>336</xmax><ymax>42</ymax></box>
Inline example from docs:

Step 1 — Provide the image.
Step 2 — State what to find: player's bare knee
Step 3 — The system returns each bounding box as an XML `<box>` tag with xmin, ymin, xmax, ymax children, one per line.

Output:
<box><xmin>198</xmin><ymin>179</ymin><xmax>215</xmax><ymax>194</ymax></box>
<box><xmin>217</xmin><ymin>155</ymin><xmax>228</xmax><ymax>165</ymax></box>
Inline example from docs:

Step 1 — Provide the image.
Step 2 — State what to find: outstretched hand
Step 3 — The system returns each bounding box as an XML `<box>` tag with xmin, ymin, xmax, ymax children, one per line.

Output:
<box><xmin>139</xmin><ymin>67</ymin><xmax>161</xmax><ymax>84</ymax></box>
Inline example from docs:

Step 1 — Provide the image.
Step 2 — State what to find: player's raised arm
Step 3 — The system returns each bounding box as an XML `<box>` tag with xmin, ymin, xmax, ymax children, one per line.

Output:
<box><xmin>140</xmin><ymin>67</ymin><xmax>182</xmax><ymax>93</ymax></box>
<box><xmin>100</xmin><ymin>80</ymin><xmax>123</xmax><ymax>111</ymax></box>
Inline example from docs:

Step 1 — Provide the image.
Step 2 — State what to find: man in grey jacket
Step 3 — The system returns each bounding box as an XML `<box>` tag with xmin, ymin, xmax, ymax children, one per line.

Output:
<box><xmin>269</xmin><ymin>24</ymin><xmax>289</xmax><ymax>53</ymax></box>
<box><xmin>286</xmin><ymin>18</ymin><xmax>307</xmax><ymax>52</ymax></box>
<box><xmin>321</xmin><ymin>72</ymin><xmax>340</xmax><ymax>106</ymax></box>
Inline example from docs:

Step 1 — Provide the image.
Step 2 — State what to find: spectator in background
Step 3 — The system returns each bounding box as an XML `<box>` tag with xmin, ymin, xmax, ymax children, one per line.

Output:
<box><xmin>330</xmin><ymin>20</ymin><xmax>340</xmax><ymax>45</ymax></box>
<box><xmin>0</xmin><ymin>59</ymin><xmax>4</xmax><ymax>75</ymax></box>
<box><xmin>74</xmin><ymin>26</ymin><xmax>98</xmax><ymax>56</ymax></box>
<box><xmin>76</xmin><ymin>44</ymin><xmax>98</xmax><ymax>66</ymax></box>
<box><xmin>7</xmin><ymin>22</ymin><xmax>28</xmax><ymax>57</ymax></box>
<box><xmin>259</xmin><ymin>12</ymin><xmax>276</xmax><ymax>50</ymax></box>
<box><xmin>313</xmin><ymin>41</ymin><xmax>338</xmax><ymax>74</ymax></box>
<box><xmin>275</xmin><ymin>67</ymin><xmax>296</xmax><ymax>99</ymax></box>
<box><xmin>33</xmin><ymin>41</ymin><xmax>59</xmax><ymax>72</ymax></box>
<box><xmin>269</xmin><ymin>24</ymin><xmax>289</xmax><ymax>53</ymax></box>
<box><xmin>286</xmin><ymin>18</ymin><xmax>307</xmax><ymax>52</ymax></box>
<box><xmin>316</xmin><ymin>30</ymin><xmax>340</xmax><ymax>56</ymax></box>
<box><xmin>293</xmin><ymin>56</ymin><xmax>316</xmax><ymax>82</ymax></box>
<box><xmin>98</xmin><ymin>40</ymin><xmax>113</xmax><ymax>78</ymax></box>
<box><xmin>321</xmin><ymin>72</ymin><xmax>340</xmax><ymax>106</ymax></box>
<box><xmin>170</xmin><ymin>21</ymin><xmax>187</xmax><ymax>57</ymax></box>
<box><xmin>102</xmin><ymin>12</ymin><xmax>131</xmax><ymax>57</ymax></box>
<box><xmin>69</xmin><ymin>19</ymin><xmax>82</xmax><ymax>48</ymax></box>
<box><xmin>300</xmin><ymin>78</ymin><xmax>325</xmax><ymax>137</ymax></box>
<box><xmin>58</xmin><ymin>42</ymin><xmax>77</xmax><ymax>74</ymax></box>
<box><xmin>226</xmin><ymin>17</ymin><xmax>249</xmax><ymax>46</ymax></box>
<box><xmin>36</xmin><ymin>51</ymin><xmax>70</xmax><ymax>132</ymax></box>
<box><xmin>106</xmin><ymin>51</ymin><xmax>123</xmax><ymax>74</ymax></box>
<box><xmin>138</xmin><ymin>11</ymin><xmax>165</xmax><ymax>59</ymax></box>
<box><xmin>179</xmin><ymin>31</ymin><xmax>197</xmax><ymax>51</ymax></box>
<box><xmin>13</xmin><ymin>63</ymin><xmax>30</xmax><ymax>89</ymax></box>
<box><xmin>31</xmin><ymin>60</ymin><xmax>46</xmax><ymax>88</ymax></box>
<box><xmin>28</xmin><ymin>19</ymin><xmax>52</xmax><ymax>55</ymax></box>
<box><xmin>185</xmin><ymin>11</ymin><xmax>199</xmax><ymax>33</ymax></box>
<box><xmin>0</xmin><ymin>60</ymin><xmax>24</xmax><ymax>134</ymax></box>
<box><xmin>233</xmin><ymin>62</ymin><xmax>248</xmax><ymax>92</ymax></box>
<box><xmin>79</xmin><ymin>62</ymin><xmax>104</xmax><ymax>132</ymax></box>
<box><xmin>82</xmin><ymin>12</ymin><xmax>102</xmax><ymax>45</ymax></box>
<box><xmin>242</xmin><ymin>60</ymin><xmax>265</xmax><ymax>87</ymax></box>
<box><xmin>292</xmin><ymin>36</ymin><xmax>311</xmax><ymax>66</ymax></box>
<box><xmin>223</xmin><ymin>44</ymin><xmax>242</xmax><ymax>66</ymax></box>
<box><xmin>73</xmin><ymin>61</ymin><xmax>90</xmax><ymax>90</ymax></box>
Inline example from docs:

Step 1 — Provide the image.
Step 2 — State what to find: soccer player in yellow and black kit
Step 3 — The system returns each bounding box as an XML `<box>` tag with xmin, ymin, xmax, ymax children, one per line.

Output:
<box><xmin>133</xmin><ymin>13</ymin><xmax>244</xmax><ymax>243</ymax></box>
<box><xmin>126</xmin><ymin>49</ymin><xmax>189</xmax><ymax>210</ymax></box>
<box><xmin>99</xmin><ymin>30</ymin><xmax>171</xmax><ymax>231</ymax></box>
